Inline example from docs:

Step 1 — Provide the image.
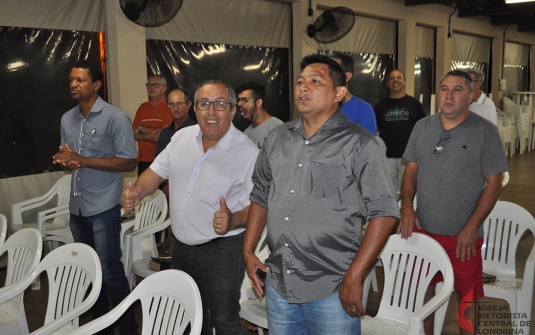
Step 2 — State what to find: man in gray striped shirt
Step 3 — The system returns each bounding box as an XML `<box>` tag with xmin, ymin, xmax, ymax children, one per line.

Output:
<box><xmin>243</xmin><ymin>54</ymin><xmax>400</xmax><ymax>335</ymax></box>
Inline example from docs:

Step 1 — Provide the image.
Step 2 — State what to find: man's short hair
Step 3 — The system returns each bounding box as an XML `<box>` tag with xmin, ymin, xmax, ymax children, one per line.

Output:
<box><xmin>389</xmin><ymin>69</ymin><xmax>405</xmax><ymax>80</ymax></box>
<box><xmin>73</xmin><ymin>59</ymin><xmax>103</xmax><ymax>83</ymax></box>
<box><xmin>327</xmin><ymin>51</ymin><xmax>354</xmax><ymax>74</ymax></box>
<box><xmin>440</xmin><ymin>70</ymin><xmax>474</xmax><ymax>92</ymax></box>
<box><xmin>194</xmin><ymin>80</ymin><xmax>237</xmax><ymax>108</ymax></box>
<box><xmin>170</xmin><ymin>87</ymin><xmax>191</xmax><ymax>103</ymax></box>
<box><xmin>300</xmin><ymin>54</ymin><xmax>346</xmax><ymax>88</ymax></box>
<box><xmin>235</xmin><ymin>82</ymin><xmax>266</xmax><ymax>102</ymax></box>
<box><xmin>149</xmin><ymin>74</ymin><xmax>167</xmax><ymax>86</ymax></box>
<box><xmin>464</xmin><ymin>68</ymin><xmax>484</xmax><ymax>83</ymax></box>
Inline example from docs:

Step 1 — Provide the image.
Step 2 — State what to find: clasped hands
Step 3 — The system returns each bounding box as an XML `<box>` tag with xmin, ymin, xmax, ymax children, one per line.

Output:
<box><xmin>52</xmin><ymin>144</ymin><xmax>82</xmax><ymax>170</ymax></box>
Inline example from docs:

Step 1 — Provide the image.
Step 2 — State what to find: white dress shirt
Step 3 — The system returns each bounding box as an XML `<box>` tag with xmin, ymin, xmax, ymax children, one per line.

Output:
<box><xmin>151</xmin><ymin>124</ymin><xmax>259</xmax><ymax>245</ymax></box>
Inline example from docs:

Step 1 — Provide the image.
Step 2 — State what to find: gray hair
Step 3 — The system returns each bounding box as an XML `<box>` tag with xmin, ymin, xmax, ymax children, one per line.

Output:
<box><xmin>194</xmin><ymin>80</ymin><xmax>237</xmax><ymax>108</ymax></box>
<box><xmin>464</xmin><ymin>68</ymin><xmax>484</xmax><ymax>83</ymax></box>
<box><xmin>149</xmin><ymin>74</ymin><xmax>167</xmax><ymax>86</ymax></box>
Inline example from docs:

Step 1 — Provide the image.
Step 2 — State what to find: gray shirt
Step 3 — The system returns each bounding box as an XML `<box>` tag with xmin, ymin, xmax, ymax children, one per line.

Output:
<box><xmin>250</xmin><ymin>109</ymin><xmax>399</xmax><ymax>303</ymax></box>
<box><xmin>60</xmin><ymin>96</ymin><xmax>137</xmax><ymax>217</ymax></box>
<box><xmin>403</xmin><ymin>112</ymin><xmax>508</xmax><ymax>236</ymax></box>
<box><xmin>243</xmin><ymin>116</ymin><xmax>283</xmax><ymax>149</ymax></box>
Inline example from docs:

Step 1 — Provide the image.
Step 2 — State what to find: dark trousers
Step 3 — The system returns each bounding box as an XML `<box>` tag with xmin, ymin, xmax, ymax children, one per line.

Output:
<box><xmin>70</xmin><ymin>205</ymin><xmax>138</xmax><ymax>335</ymax></box>
<box><xmin>171</xmin><ymin>233</ymin><xmax>245</xmax><ymax>335</ymax></box>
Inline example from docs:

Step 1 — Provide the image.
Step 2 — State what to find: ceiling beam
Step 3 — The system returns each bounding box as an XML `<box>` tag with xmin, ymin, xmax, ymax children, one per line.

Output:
<box><xmin>405</xmin><ymin>0</ymin><xmax>450</xmax><ymax>6</ymax></box>
<box><xmin>458</xmin><ymin>2</ymin><xmax>535</xmax><ymax>17</ymax></box>
<box><xmin>518</xmin><ymin>23</ymin><xmax>535</xmax><ymax>31</ymax></box>
<box><xmin>491</xmin><ymin>14</ymin><xmax>535</xmax><ymax>25</ymax></box>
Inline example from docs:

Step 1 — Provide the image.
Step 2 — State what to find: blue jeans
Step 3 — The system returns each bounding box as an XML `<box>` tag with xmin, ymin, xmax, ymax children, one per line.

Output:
<box><xmin>171</xmin><ymin>233</ymin><xmax>245</xmax><ymax>335</ymax></box>
<box><xmin>266</xmin><ymin>280</ymin><xmax>360</xmax><ymax>335</ymax></box>
<box><xmin>69</xmin><ymin>205</ymin><xmax>138</xmax><ymax>335</ymax></box>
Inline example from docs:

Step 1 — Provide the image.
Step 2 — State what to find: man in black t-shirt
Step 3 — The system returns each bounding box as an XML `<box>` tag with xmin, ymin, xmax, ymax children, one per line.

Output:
<box><xmin>374</xmin><ymin>70</ymin><xmax>426</xmax><ymax>194</ymax></box>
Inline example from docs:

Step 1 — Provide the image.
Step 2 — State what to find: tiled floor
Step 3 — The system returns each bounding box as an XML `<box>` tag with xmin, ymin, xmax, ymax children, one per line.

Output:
<box><xmin>10</xmin><ymin>149</ymin><xmax>535</xmax><ymax>334</ymax></box>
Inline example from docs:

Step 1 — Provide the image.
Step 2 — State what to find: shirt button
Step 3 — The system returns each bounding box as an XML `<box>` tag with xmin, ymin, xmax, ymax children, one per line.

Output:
<box><xmin>284</xmin><ymin>243</ymin><xmax>288</xmax><ymax>247</ymax></box>
<box><xmin>286</xmin><ymin>270</ymin><xmax>291</xmax><ymax>274</ymax></box>
<box><xmin>290</xmin><ymin>190</ymin><xmax>295</xmax><ymax>194</ymax></box>
<box><xmin>80</xmin><ymin>148</ymin><xmax>83</xmax><ymax>151</ymax></box>
<box><xmin>77</xmin><ymin>178</ymin><xmax>80</xmax><ymax>181</ymax></box>
<box><xmin>298</xmin><ymin>163</ymin><xmax>302</xmax><ymax>168</ymax></box>
<box><xmin>305</xmin><ymin>141</ymin><xmax>309</xmax><ymax>145</ymax></box>
<box><xmin>285</xmin><ymin>217</ymin><xmax>289</xmax><ymax>221</ymax></box>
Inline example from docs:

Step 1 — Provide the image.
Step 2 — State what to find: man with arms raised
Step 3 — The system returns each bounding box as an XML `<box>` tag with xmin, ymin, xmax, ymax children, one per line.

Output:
<box><xmin>398</xmin><ymin>70</ymin><xmax>508</xmax><ymax>335</ymax></box>
<box><xmin>53</xmin><ymin>60</ymin><xmax>138</xmax><ymax>334</ymax></box>
<box><xmin>236</xmin><ymin>81</ymin><xmax>283</xmax><ymax>148</ymax></box>
<box><xmin>244</xmin><ymin>54</ymin><xmax>399</xmax><ymax>334</ymax></box>
<box><xmin>121</xmin><ymin>80</ymin><xmax>258</xmax><ymax>335</ymax></box>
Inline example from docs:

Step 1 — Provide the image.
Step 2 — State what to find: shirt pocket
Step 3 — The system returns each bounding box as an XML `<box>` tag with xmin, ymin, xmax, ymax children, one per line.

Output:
<box><xmin>200</xmin><ymin>172</ymin><xmax>231</xmax><ymax>205</ymax></box>
<box><xmin>304</xmin><ymin>159</ymin><xmax>341</xmax><ymax>199</ymax></box>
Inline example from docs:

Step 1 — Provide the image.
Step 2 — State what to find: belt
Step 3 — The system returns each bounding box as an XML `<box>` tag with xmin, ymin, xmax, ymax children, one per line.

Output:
<box><xmin>194</xmin><ymin>237</ymin><xmax>225</xmax><ymax>248</ymax></box>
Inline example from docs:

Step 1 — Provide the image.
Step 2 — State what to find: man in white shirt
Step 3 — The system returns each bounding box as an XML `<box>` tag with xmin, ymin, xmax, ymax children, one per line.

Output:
<box><xmin>465</xmin><ymin>68</ymin><xmax>497</xmax><ymax>125</ymax></box>
<box><xmin>121</xmin><ymin>80</ymin><xmax>259</xmax><ymax>335</ymax></box>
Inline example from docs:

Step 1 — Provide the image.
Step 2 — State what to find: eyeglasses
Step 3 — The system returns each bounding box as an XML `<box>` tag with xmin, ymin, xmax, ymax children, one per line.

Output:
<box><xmin>167</xmin><ymin>102</ymin><xmax>186</xmax><ymax>109</ymax></box>
<box><xmin>433</xmin><ymin>130</ymin><xmax>451</xmax><ymax>155</ymax></box>
<box><xmin>237</xmin><ymin>97</ymin><xmax>252</xmax><ymax>104</ymax></box>
<box><xmin>195</xmin><ymin>101</ymin><xmax>230</xmax><ymax>111</ymax></box>
<box><xmin>146</xmin><ymin>83</ymin><xmax>165</xmax><ymax>88</ymax></box>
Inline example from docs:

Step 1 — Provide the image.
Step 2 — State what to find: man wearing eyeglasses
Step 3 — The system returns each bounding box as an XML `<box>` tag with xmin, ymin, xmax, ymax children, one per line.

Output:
<box><xmin>131</xmin><ymin>75</ymin><xmax>173</xmax><ymax>175</ymax></box>
<box><xmin>398</xmin><ymin>70</ymin><xmax>508</xmax><ymax>335</ymax></box>
<box><xmin>236</xmin><ymin>82</ymin><xmax>283</xmax><ymax>149</ymax></box>
<box><xmin>121</xmin><ymin>80</ymin><xmax>259</xmax><ymax>335</ymax></box>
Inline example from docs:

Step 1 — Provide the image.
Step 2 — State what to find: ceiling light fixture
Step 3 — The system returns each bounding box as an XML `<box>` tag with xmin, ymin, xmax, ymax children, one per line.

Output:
<box><xmin>505</xmin><ymin>0</ymin><xmax>535</xmax><ymax>3</ymax></box>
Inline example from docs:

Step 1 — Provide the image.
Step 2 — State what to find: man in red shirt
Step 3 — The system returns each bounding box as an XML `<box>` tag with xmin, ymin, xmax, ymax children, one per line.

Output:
<box><xmin>132</xmin><ymin>75</ymin><xmax>173</xmax><ymax>175</ymax></box>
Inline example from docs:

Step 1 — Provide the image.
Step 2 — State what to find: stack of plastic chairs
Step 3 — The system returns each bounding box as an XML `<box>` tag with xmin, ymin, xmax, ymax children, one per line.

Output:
<box><xmin>504</xmin><ymin>97</ymin><xmax>530</xmax><ymax>154</ymax></box>
<box><xmin>497</xmin><ymin>109</ymin><xmax>514</xmax><ymax>157</ymax></box>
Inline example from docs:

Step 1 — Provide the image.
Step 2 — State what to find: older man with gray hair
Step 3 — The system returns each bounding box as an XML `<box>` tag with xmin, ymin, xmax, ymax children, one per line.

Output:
<box><xmin>464</xmin><ymin>68</ymin><xmax>497</xmax><ymax>125</ymax></box>
<box><xmin>122</xmin><ymin>80</ymin><xmax>259</xmax><ymax>335</ymax></box>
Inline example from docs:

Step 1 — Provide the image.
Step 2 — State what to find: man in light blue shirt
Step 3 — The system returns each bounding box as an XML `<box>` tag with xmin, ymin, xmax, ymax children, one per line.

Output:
<box><xmin>53</xmin><ymin>60</ymin><xmax>138</xmax><ymax>335</ymax></box>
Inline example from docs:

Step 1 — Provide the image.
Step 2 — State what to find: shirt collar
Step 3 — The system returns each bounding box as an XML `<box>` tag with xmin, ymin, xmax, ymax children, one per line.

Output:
<box><xmin>287</xmin><ymin>108</ymin><xmax>347</xmax><ymax>139</ymax></box>
<box><xmin>195</xmin><ymin>123</ymin><xmax>237</xmax><ymax>152</ymax></box>
<box><xmin>75</xmin><ymin>96</ymin><xmax>104</xmax><ymax>117</ymax></box>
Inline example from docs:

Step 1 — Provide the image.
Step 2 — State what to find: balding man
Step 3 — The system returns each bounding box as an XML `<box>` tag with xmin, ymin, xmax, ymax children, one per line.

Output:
<box><xmin>465</xmin><ymin>68</ymin><xmax>497</xmax><ymax>126</ymax></box>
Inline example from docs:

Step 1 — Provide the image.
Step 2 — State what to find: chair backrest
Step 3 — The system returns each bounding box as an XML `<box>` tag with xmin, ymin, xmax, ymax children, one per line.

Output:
<box><xmin>482</xmin><ymin>201</ymin><xmax>535</xmax><ymax>277</ymax></box>
<box><xmin>376</xmin><ymin>233</ymin><xmax>453</xmax><ymax>333</ymax></box>
<box><xmin>240</xmin><ymin>227</ymin><xmax>270</xmax><ymax>302</ymax></box>
<box><xmin>0</xmin><ymin>228</ymin><xmax>42</xmax><ymax>290</ymax></box>
<box><xmin>11</xmin><ymin>174</ymin><xmax>71</xmax><ymax>226</ymax></box>
<box><xmin>0</xmin><ymin>214</ymin><xmax>8</xmax><ymax>247</ymax></box>
<box><xmin>30</xmin><ymin>243</ymin><xmax>102</xmax><ymax>335</ymax></box>
<box><xmin>134</xmin><ymin>190</ymin><xmax>168</xmax><ymax>258</ymax></box>
<box><xmin>68</xmin><ymin>270</ymin><xmax>203</xmax><ymax>335</ymax></box>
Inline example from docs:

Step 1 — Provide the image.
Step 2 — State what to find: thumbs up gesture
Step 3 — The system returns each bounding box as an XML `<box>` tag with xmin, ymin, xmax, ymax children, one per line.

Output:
<box><xmin>213</xmin><ymin>196</ymin><xmax>233</xmax><ymax>234</ymax></box>
<box><xmin>121</xmin><ymin>182</ymin><xmax>141</xmax><ymax>211</ymax></box>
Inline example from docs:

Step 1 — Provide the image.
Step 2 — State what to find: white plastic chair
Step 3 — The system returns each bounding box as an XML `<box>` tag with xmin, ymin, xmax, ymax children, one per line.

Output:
<box><xmin>239</xmin><ymin>227</ymin><xmax>269</xmax><ymax>335</ymax></box>
<box><xmin>361</xmin><ymin>233</ymin><xmax>454</xmax><ymax>335</ymax></box>
<box><xmin>68</xmin><ymin>269</ymin><xmax>202</xmax><ymax>335</ymax></box>
<box><xmin>120</xmin><ymin>189</ymin><xmax>168</xmax><ymax>273</ymax></box>
<box><xmin>0</xmin><ymin>214</ymin><xmax>8</xmax><ymax>247</ymax></box>
<box><xmin>11</xmin><ymin>174</ymin><xmax>73</xmax><ymax>250</ymax></box>
<box><xmin>0</xmin><ymin>243</ymin><xmax>102</xmax><ymax>335</ymax></box>
<box><xmin>123</xmin><ymin>216</ymin><xmax>171</xmax><ymax>289</ymax></box>
<box><xmin>481</xmin><ymin>201</ymin><xmax>535</xmax><ymax>335</ymax></box>
<box><xmin>0</xmin><ymin>228</ymin><xmax>43</xmax><ymax>335</ymax></box>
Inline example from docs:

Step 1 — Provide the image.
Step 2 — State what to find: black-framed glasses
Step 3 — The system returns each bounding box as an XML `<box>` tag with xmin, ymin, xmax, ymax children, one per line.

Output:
<box><xmin>195</xmin><ymin>100</ymin><xmax>230</xmax><ymax>111</ymax></box>
<box><xmin>146</xmin><ymin>83</ymin><xmax>165</xmax><ymax>88</ymax></box>
<box><xmin>167</xmin><ymin>102</ymin><xmax>186</xmax><ymax>109</ymax></box>
<box><xmin>433</xmin><ymin>130</ymin><xmax>451</xmax><ymax>155</ymax></box>
<box><xmin>237</xmin><ymin>97</ymin><xmax>252</xmax><ymax>104</ymax></box>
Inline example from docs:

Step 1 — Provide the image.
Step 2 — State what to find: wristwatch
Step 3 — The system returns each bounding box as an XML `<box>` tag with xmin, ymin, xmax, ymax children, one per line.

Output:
<box><xmin>138</xmin><ymin>126</ymin><xmax>143</xmax><ymax>134</ymax></box>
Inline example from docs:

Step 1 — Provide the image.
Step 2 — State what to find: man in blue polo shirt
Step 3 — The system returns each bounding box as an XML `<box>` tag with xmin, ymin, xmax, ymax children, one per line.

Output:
<box><xmin>52</xmin><ymin>60</ymin><xmax>138</xmax><ymax>335</ymax></box>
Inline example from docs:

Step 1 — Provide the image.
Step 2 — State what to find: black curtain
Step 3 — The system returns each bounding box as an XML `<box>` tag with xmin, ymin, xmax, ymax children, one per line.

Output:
<box><xmin>0</xmin><ymin>27</ymin><xmax>103</xmax><ymax>178</ymax></box>
<box><xmin>146</xmin><ymin>41</ymin><xmax>290</xmax><ymax>131</ymax></box>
